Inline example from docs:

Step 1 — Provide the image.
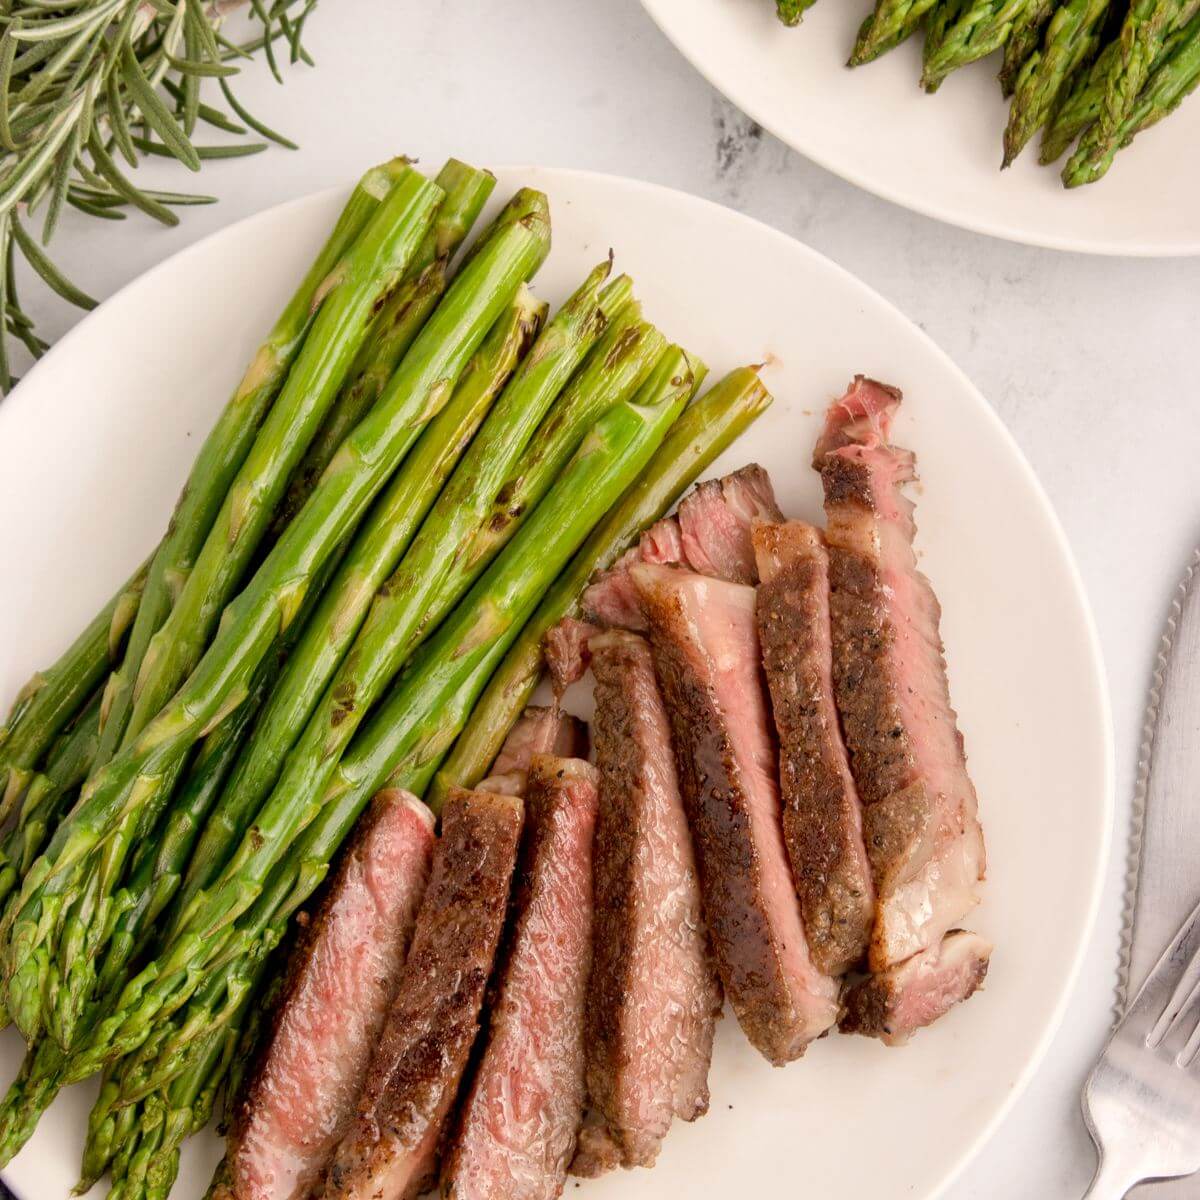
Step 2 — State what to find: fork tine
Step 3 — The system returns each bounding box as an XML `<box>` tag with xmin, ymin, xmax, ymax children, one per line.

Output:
<box><xmin>1165</xmin><ymin>973</ymin><xmax>1200</xmax><ymax>1066</ymax></box>
<box><xmin>1123</xmin><ymin>894</ymin><xmax>1200</xmax><ymax>1044</ymax></box>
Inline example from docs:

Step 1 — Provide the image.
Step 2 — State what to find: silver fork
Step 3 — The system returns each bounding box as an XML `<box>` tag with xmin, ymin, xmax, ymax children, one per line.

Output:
<box><xmin>1083</xmin><ymin>895</ymin><xmax>1200</xmax><ymax>1198</ymax></box>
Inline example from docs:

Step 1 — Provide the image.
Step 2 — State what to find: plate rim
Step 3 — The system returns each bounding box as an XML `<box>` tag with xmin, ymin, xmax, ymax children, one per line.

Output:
<box><xmin>0</xmin><ymin>166</ymin><xmax>1116</xmax><ymax>1200</ymax></box>
<box><xmin>638</xmin><ymin>0</ymin><xmax>1200</xmax><ymax>258</ymax></box>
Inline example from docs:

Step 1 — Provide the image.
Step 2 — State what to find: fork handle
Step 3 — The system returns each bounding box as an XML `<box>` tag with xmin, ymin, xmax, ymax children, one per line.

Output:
<box><xmin>1083</xmin><ymin>1153</ymin><xmax>1143</xmax><ymax>1200</ymax></box>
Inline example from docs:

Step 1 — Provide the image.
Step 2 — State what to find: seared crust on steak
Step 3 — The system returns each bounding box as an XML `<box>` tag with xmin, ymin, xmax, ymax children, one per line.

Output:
<box><xmin>442</xmin><ymin>757</ymin><xmax>598</xmax><ymax>1200</ymax></box>
<box><xmin>324</xmin><ymin>789</ymin><xmax>523</xmax><ymax>1200</ymax></box>
<box><xmin>818</xmin><ymin>380</ymin><xmax>985</xmax><ymax>972</ymax></box>
<box><xmin>840</xmin><ymin>930</ymin><xmax>991</xmax><ymax>1045</ymax></box>
<box><xmin>579</xmin><ymin>630</ymin><xmax>721</xmax><ymax>1173</ymax></box>
<box><xmin>754</xmin><ymin>520</ymin><xmax>874</xmax><ymax>977</ymax></box>
<box><xmin>632</xmin><ymin>565</ymin><xmax>838</xmax><ymax>1066</ymax></box>
<box><xmin>225</xmin><ymin>789</ymin><xmax>434</xmax><ymax>1200</ymax></box>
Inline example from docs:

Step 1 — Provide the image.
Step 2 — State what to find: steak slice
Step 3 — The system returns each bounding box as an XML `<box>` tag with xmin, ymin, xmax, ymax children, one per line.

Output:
<box><xmin>442</xmin><ymin>756</ymin><xmax>599</xmax><ymax>1200</ymax></box>
<box><xmin>482</xmin><ymin>706</ymin><xmax>587</xmax><ymax>795</ymax></box>
<box><xmin>818</xmin><ymin>379</ymin><xmax>986</xmax><ymax>970</ymax></box>
<box><xmin>323</xmin><ymin>789</ymin><xmax>523</xmax><ymax>1200</ymax></box>
<box><xmin>676</xmin><ymin>463</ymin><xmax>783</xmax><ymax>585</ymax></box>
<box><xmin>224</xmin><ymin>789</ymin><xmax>435</xmax><ymax>1200</ymax></box>
<box><xmin>631</xmin><ymin>564</ymin><xmax>839</xmax><ymax>1065</ymax></box>
<box><xmin>577</xmin><ymin>629</ymin><xmax>722</xmax><ymax>1174</ymax></box>
<box><xmin>543</xmin><ymin>618</ymin><xmax>601</xmax><ymax>698</ymax></box>
<box><xmin>579</xmin><ymin>465</ymin><xmax>782</xmax><ymax>635</ymax></box>
<box><xmin>840</xmin><ymin>929</ymin><xmax>992</xmax><ymax>1045</ymax></box>
<box><xmin>812</xmin><ymin>375</ymin><xmax>903</xmax><ymax>464</ymax></box>
<box><xmin>753</xmin><ymin>520</ymin><xmax>874</xmax><ymax>978</ymax></box>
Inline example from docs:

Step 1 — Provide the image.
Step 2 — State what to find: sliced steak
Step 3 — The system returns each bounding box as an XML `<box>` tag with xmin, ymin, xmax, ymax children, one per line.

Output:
<box><xmin>578</xmin><ymin>629</ymin><xmax>722</xmax><ymax>1173</ymax></box>
<box><xmin>638</xmin><ymin>517</ymin><xmax>684</xmax><ymax>565</ymax></box>
<box><xmin>840</xmin><ymin>930</ymin><xmax>992</xmax><ymax>1045</ymax></box>
<box><xmin>543</xmin><ymin>618</ymin><xmax>601</xmax><ymax>698</ymax></box>
<box><xmin>442</xmin><ymin>756</ymin><xmax>599</xmax><ymax>1200</ymax></box>
<box><xmin>676</xmin><ymin>463</ymin><xmax>783</xmax><ymax>585</ymax></box>
<box><xmin>818</xmin><ymin>379</ymin><xmax>986</xmax><ymax>970</ymax></box>
<box><xmin>484</xmin><ymin>706</ymin><xmax>587</xmax><ymax>792</ymax></box>
<box><xmin>754</xmin><ymin>520</ymin><xmax>874</xmax><ymax>978</ymax></box>
<box><xmin>225</xmin><ymin>789</ymin><xmax>434</xmax><ymax>1200</ymax></box>
<box><xmin>812</xmin><ymin>375</ymin><xmax>903</xmax><ymax>463</ymax></box>
<box><xmin>324</xmin><ymin>789</ymin><xmax>523</xmax><ymax>1200</ymax></box>
<box><xmin>631</xmin><ymin>564</ymin><xmax>839</xmax><ymax>1065</ymax></box>
<box><xmin>579</xmin><ymin>465</ymin><xmax>781</xmax><ymax>635</ymax></box>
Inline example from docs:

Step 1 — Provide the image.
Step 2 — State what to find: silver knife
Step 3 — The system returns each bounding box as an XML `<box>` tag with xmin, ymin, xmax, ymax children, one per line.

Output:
<box><xmin>1120</xmin><ymin>547</ymin><xmax>1200</xmax><ymax>1198</ymax></box>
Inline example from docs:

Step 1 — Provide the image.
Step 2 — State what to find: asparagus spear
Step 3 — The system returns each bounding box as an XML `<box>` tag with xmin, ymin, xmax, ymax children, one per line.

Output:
<box><xmin>2</xmin><ymin>168</ymin><xmax>446</xmax><ymax>1046</ymax></box>
<box><xmin>429</xmin><ymin>365</ymin><xmax>771</xmax><ymax>809</ymax></box>
<box><xmin>89</xmin><ymin>159</ymin><xmax>413</xmax><ymax>784</ymax></box>
<box><xmin>119</xmin><ymin>167</ymin><xmax>444</xmax><ymax>751</ymax></box>
<box><xmin>0</xmin><ymin>561</ymin><xmax>145</xmax><ymax>819</ymax></box>
<box><xmin>923</xmin><ymin>0</ymin><xmax>973</xmax><ymax>84</ymax></box>
<box><xmin>850</xmin><ymin>0</ymin><xmax>944</xmax><ymax>65</ymax></box>
<box><xmin>174</xmin><ymin>266</ymin><xmax>621</xmax><ymax>919</ymax></box>
<box><xmin>166</xmin><ymin>290</ymin><xmax>654</xmax><ymax>965</ymax></box>
<box><xmin>1063</xmin><ymin>9</ymin><xmax>1200</xmax><ymax>182</ymax></box>
<box><xmin>1081</xmin><ymin>0</ymin><xmax>1200</xmax><ymax>169</ymax></box>
<box><xmin>267</xmin><ymin>161</ymin><xmax>497</xmax><ymax>540</ymax></box>
<box><xmin>67</xmin><ymin>350</ymin><xmax>694</xmax><ymax>1082</ymax></box>
<box><xmin>0</xmin><ymin>692</ymin><xmax>102</xmax><ymax>913</ymax></box>
<box><xmin>1001</xmin><ymin>0</ymin><xmax>1059</xmax><ymax>92</ymax></box>
<box><xmin>776</xmin><ymin>0</ymin><xmax>818</xmax><ymax>24</ymax></box>
<box><xmin>447</xmin><ymin>300</ymin><xmax>664</xmax><ymax>594</ymax></box>
<box><xmin>1003</xmin><ymin>0</ymin><xmax>1111</xmax><ymax>165</ymax></box>
<box><xmin>4</xmin><ymin>186</ymin><xmax>544</xmax><ymax>1039</ymax></box>
<box><xmin>1039</xmin><ymin>38</ymin><xmax>1120</xmax><ymax>157</ymax></box>
<box><xmin>922</xmin><ymin>0</ymin><xmax>1034</xmax><ymax>91</ymax></box>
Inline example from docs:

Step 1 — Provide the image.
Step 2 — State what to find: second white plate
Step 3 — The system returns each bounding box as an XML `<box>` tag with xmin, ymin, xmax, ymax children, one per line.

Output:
<box><xmin>642</xmin><ymin>0</ymin><xmax>1200</xmax><ymax>255</ymax></box>
<box><xmin>0</xmin><ymin>167</ymin><xmax>1112</xmax><ymax>1199</ymax></box>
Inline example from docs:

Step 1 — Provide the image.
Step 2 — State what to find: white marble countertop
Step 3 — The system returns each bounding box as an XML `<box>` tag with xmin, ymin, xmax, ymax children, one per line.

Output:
<box><xmin>16</xmin><ymin>1</ymin><xmax>1199</xmax><ymax>1195</ymax></box>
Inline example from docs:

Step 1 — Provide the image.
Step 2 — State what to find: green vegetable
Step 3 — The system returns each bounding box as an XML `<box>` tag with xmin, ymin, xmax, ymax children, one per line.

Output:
<box><xmin>66</xmin><ymin>346</ymin><xmax>692</xmax><ymax>1082</ymax></box>
<box><xmin>922</xmin><ymin>0</ymin><xmax>1035</xmax><ymax>91</ymax></box>
<box><xmin>776</xmin><ymin>0</ymin><xmax>819</xmax><ymax>24</ymax></box>
<box><xmin>1001</xmin><ymin>0</ymin><xmax>1062</xmax><ymax>94</ymax></box>
<box><xmin>429</xmin><ymin>364</ymin><xmax>771</xmax><ymax>809</ymax></box>
<box><xmin>1063</xmin><ymin>8</ymin><xmax>1200</xmax><ymax>182</ymax></box>
<box><xmin>0</xmin><ymin>559</ymin><xmax>145</xmax><ymax>820</ymax></box>
<box><xmin>1003</xmin><ymin>0</ymin><xmax>1112</xmax><ymax>165</ymax></box>
<box><xmin>1082</xmin><ymin>0</ymin><xmax>1200</xmax><ymax>169</ymax></box>
<box><xmin>164</xmin><ymin>288</ymin><xmax>549</xmax><ymax>925</ymax></box>
<box><xmin>4</xmin><ymin>166</ymin><xmax>446</xmax><ymax>1045</ymax></box>
<box><xmin>850</xmin><ymin>0</ymin><xmax>945</xmax><ymax>65</ymax></box>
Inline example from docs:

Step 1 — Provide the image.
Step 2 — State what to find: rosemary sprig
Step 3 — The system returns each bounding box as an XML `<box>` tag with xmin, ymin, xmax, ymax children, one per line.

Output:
<box><xmin>0</xmin><ymin>0</ymin><xmax>318</xmax><ymax>392</ymax></box>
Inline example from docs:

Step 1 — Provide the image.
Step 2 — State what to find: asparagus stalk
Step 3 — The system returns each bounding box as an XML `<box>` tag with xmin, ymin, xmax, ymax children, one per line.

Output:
<box><xmin>428</xmin><ymin>365</ymin><xmax>771</xmax><ymax>809</ymax></box>
<box><xmin>1001</xmin><ymin>0</ymin><xmax>1060</xmax><ymax>92</ymax></box>
<box><xmin>167</xmin><ymin>283</ymin><xmax>649</xmax><ymax>963</ymax></box>
<box><xmin>850</xmin><ymin>0</ymin><xmax>944</xmax><ymax>65</ymax></box>
<box><xmin>4</xmin><ymin>184</ymin><xmax>544</xmax><ymax>1040</ymax></box>
<box><xmin>923</xmin><ymin>0</ymin><xmax>973</xmax><ymax>84</ymax></box>
<box><xmin>170</xmin><ymin>276</ymin><xmax>566</xmax><ymax>922</ymax></box>
<box><xmin>89</xmin><ymin>159</ymin><xmax>413</xmax><ymax>781</ymax></box>
<box><xmin>1003</xmin><ymin>0</ymin><xmax>1112</xmax><ymax>164</ymax></box>
<box><xmin>447</xmin><ymin>299</ymin><xmax>664</xmax><ymax>594</ymax></box>
<box><xmin>775</xmin><ymin>0</ymin><xmax>818</xmax><ymax>24</ymax></box>
<box><xmin>1082</xmin><ymin>0</ymin><xmax>1200</xmax><ymax>169</ymax></box>
<box><xmin>267</xmin><ymin>160</ymin><xmax>497</xmax><ymax>540</ymax></box>
<box><xmin>0</xmin><ymin>561</ymin><xmax>145</xmax><ymax>820</ymax></box>
<box><xmin>2</xmin><ymin>168</ymin><xmax>446</xmax><ymax>1046</ymax></box>
<box><xmin>67</xmin><ymin>349</ymin><xmax>693</xmax><ymax>1081</ymax></box>
<box><xmin>1063</xmin><ymin>9</ymin><xmax>1200</xmax><ymax>182</ymax></box>
<box><xmin>1039</xmin><ymin>38</ymin><xmax>1120</xmax><ymax>157</ymax></box>
<box><xmin>922</xmin><ymin>0</ymin><xmax>1034</xmax><ymax>91</ymax></box>
<box><xmin>120</xmin><ymin>166</ymin><xmax>444</xmax><ymax>751</ymax></box>
<box><xmin>0</xmin><ymin>693</ymin><xmax>103</xmax><ymax>913</ymax></box>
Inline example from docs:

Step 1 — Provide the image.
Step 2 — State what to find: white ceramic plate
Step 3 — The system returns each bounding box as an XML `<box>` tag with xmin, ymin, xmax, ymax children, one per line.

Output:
<box><xmin>0</xmin><ymin>168</ymin><xmax>1112</xmax><ymax>1199</ymax></box>
<box><xmin>641</xmin><ymin>0</ymin><xmax>1200</xmax><ymax>255</ymax></box>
